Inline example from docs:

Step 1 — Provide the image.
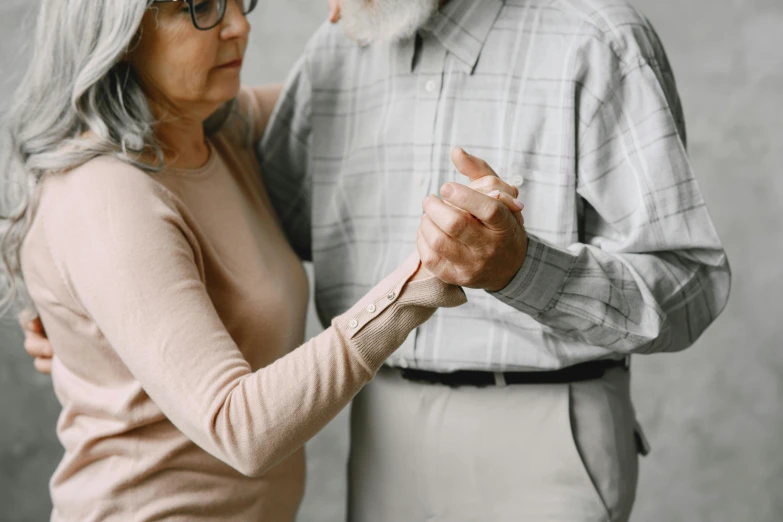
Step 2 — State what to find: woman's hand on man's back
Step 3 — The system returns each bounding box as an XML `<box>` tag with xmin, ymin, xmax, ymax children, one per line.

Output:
<box><xmin>19</xmin><ymin>315</ymin><xmax>53</xmax><ymax>375</ymax></box>
<box><xmin>328</xmin><ymin>0</ymin><xmax>342</xmax><ymax>23</ymax></box>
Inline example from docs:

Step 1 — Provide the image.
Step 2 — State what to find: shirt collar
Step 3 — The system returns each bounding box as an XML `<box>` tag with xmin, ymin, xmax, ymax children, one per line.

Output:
<box><xmin>421</xmin><ymin>0</ymin><xmax>504</xmax><ymax>73</ymax></box>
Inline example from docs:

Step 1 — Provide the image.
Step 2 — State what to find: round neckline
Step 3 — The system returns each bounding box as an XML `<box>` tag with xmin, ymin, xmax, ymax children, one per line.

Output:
<box><xmin>160</xmin><ymin>140</ymin><xmax>219</xmax><ymax>178</ymax></box>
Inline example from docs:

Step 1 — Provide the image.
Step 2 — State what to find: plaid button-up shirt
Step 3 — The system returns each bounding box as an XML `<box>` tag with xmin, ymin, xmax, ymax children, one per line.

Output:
<box><xmin>259</xmin><ymin>0</ymin><xmax>731</xmax><ymax>372</ymax></box>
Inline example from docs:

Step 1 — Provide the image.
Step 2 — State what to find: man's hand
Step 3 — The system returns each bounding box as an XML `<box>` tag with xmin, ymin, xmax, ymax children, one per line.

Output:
<box><xmin>417</xmin><ymin>147</ymin><xmax>528</xmax><ymax>292</ymax></box>
<box><xmin>19</xmin><ymin>314</ymin><xmax>53</xmax><ymax>374</ymax></box>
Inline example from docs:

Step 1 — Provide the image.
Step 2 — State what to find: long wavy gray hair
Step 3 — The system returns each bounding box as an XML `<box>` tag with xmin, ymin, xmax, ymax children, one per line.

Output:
<box><xmin>0</xmin><ymin>0</ymin><xmax>234</xmax><ymax>316</ymax></box>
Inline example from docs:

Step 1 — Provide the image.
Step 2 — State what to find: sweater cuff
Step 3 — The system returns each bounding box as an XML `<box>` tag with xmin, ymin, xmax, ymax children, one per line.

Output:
<box><xmin>487</xmin><ymin>235</ymin><xmax>575</xmax><ymax>315</ymax></box>
<box><xmin>332</xmin><ymin>252</ymin><xmax>467</xmax><ymax>371</ymax></box>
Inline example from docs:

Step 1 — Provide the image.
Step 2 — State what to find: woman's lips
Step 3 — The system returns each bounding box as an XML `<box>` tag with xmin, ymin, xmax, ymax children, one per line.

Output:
<box><xmin>218</xmin><ymin>59</ymin><xmax>243</xmax><ymax>69</ymax></box>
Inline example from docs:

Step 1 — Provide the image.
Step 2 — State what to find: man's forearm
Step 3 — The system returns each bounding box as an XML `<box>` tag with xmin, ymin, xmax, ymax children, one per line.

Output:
<box><xmin>489</xmin><ymin>235</ymin><xmax>731</xmax><ymax>354</ymax></box>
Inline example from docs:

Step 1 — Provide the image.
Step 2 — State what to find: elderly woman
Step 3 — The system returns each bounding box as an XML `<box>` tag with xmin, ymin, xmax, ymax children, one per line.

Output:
<box><xmin>0</xmin><ymin>1</ymin><xmax>476</xmax><ymax>520</ymax></box>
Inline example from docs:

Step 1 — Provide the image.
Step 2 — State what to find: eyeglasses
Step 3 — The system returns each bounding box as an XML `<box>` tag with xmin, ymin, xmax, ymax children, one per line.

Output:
<box><xmin>153</xmin><ymin>0</ymin><xmax>258</xmax><ymax>31</ymax></box>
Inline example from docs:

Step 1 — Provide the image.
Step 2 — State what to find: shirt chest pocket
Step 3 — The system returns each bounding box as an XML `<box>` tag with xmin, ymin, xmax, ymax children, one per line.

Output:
<box><xmin>499</xmin><ymin>165</ymin><xmax>578</xmax><ymax>248</ymax></box>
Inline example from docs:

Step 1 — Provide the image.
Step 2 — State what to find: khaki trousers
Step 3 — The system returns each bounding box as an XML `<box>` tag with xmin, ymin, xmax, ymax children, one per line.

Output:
<box><xmin>348</xmin><ymin>365</ymin><xmax>639</xmax><ymax>522</ymax></box>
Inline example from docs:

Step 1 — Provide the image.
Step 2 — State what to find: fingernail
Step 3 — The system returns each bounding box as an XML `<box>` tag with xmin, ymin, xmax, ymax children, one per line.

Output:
<box><xmin>488</xmin><ymin>190</ymin><xmax>501</xmax><ymax>198</ymax></box>
<box><xmin>441</xmin><ymin>184</ymin><xmax>454</xmax><ymax>198</ymax></box>
<box><xmin>459</xmin><ymin>147</ymin><xmax>471</xmax><ymax>157</ymax></box>
<box><xmin>513</xmin><ymin>199</ymin><xmax>525</xmax><ymax>211</ymax></box>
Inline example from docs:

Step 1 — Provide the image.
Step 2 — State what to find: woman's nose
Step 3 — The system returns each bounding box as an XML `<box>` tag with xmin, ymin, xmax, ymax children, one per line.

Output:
<box><xmin>220</xmin><ymin>0</ymin><xmax>251</xmax><ymax>39</ymax></box>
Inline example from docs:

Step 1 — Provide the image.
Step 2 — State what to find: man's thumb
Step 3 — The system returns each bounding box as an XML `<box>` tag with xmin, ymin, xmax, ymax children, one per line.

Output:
<box><xmin>451</xmin><ymin>147</ymin><xmax>500</xmax><ymax>183</ymax></box>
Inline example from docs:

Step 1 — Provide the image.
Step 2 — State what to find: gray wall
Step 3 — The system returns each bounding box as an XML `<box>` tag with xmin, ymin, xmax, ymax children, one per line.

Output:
<box><xmin>1</xmin><ymin>0</ymin><xmax>780</xmax><ymax>521</ymax></box>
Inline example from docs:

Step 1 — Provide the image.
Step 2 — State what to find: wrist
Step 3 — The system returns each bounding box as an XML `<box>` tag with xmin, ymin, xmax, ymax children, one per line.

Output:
<box><xmin>485</xmin><ymin>236</ymin><xmax>529</xmax><ymax>292</ymax></box>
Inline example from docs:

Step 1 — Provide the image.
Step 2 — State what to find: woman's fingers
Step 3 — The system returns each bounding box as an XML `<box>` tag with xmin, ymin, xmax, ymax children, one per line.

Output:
<box><xmin>328</xmin><ymin>0</ymin><xmax>342</xmax><ymax>23</ymax></box>
<box><xmin>468</xmin><ymin>175</ymin><xmax>519</xmax><ymax>199</ymax></box>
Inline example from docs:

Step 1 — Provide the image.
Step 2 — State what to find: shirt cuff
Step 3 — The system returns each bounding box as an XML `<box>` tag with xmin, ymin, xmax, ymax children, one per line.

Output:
<box><xmin>488</xmin><ymin>235</ymin><xmax>575</xmax><ymax>316</ymax></box>
<box><xmin>332</xmin><ymin>252</ymin><xmax>467</xmax><ymax>371</ymax></box>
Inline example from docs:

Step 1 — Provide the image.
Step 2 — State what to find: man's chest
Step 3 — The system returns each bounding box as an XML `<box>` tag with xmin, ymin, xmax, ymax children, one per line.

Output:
<box><xmin>308</xmin><ymin>63</ymin><xmax>582</xmax><ymax>253</ymax></box>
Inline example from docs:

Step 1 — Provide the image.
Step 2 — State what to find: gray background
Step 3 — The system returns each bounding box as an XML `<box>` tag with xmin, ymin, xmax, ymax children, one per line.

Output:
<box><xmin>1</xmin><ymin>0</ymin><xmax>780</xmax><ymax>520</ymax></box>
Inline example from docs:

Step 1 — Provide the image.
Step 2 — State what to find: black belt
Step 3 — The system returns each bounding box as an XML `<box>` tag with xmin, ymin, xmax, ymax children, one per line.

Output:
<box><xmin>397</xmin><ymin>358</ymin><xmax>628</xmax><ymax>387</ymax></box>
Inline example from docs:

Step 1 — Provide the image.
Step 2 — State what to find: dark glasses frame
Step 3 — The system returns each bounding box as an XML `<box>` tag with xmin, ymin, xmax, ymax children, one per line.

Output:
<box><xmin>152</xmin><ymin>0</ymin><xmax>258</xmax><ymax>31</ymax></box>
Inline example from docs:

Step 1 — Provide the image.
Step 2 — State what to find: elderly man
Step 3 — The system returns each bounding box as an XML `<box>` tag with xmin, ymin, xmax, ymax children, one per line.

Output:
<box><xmin>261</xmin><ymin>0</ymin><xmax>729</xmax><ymax>519</ymax></box>
<box><xmin>24</xmin><ymin>0</ymin><xmax>730</xmax><ymax>520</ymax></box>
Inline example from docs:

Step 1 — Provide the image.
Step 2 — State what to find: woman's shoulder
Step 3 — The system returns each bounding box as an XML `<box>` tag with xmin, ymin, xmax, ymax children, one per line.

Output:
<box><xmin>39</xmin><ymin>155</ymin><xmax>179</xmax><ymax>226</ymax></box>
<box><xmin>45</xmin><ymin>156</ymin><xmax>168</xmax><ymax>201</ymax></box>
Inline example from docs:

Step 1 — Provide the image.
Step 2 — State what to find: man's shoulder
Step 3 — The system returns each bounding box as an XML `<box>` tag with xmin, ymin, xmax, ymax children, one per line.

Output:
<box><xmin>505</xmin><ymin>0</ymin><xmax>664</xmax><ymax>65</ymax></box>
<box><xmin>301</xmin><ymin>20</ymin><xmax>361</xmax><ymax>65</ymax></box>
<box><xmin>295</xmin><ymin>20</ymin><xmax>396</xmax><ymax>93</ymax></box>
<box><xmin>525</xmin><ymin>0</ymin><xmax>649</xmax><ymax>32</ymax></box>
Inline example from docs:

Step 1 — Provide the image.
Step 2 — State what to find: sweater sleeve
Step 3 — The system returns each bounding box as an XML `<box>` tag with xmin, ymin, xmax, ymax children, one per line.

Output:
<box><xmin>44</xmin><ymin>160</ymin><xmax>466</xmax><ymax>478</ymax></box>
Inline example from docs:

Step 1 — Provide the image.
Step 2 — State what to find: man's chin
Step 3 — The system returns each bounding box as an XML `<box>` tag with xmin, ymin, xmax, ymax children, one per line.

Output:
<box><xmin>340</xmin><ymin>0</ymin><xmax>439</xmax><ymax>45</ymax></box>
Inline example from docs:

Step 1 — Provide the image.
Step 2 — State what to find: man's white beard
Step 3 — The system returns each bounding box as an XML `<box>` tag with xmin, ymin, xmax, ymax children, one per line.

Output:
<box><xmin>340</xmin><ymin>0</ymin><xmax>440</xmax><ymax>44</ymax></box>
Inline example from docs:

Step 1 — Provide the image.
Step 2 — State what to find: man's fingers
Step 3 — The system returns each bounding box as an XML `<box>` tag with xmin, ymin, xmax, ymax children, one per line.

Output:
<box><xmin>487</xmin><ymin>190</ymin><xmax>525</xmax><ymax>226</ymax></box>
<box><xmin>34</xmin><ymin>357</ymin><xmax>52</xmax><ymax>375</ymax></box>
<box><xmin>417</xmin><ymin>228</ymin><xmax>447</xmax><ymax>277</ymax></box>
<box><xmin>440</xmin><ymin>183</ymin><xmax>517</xmax><ymax>229</ymax></box>
<box><xmin>419</xmin><ymin>213</ymin><xmax>466</xmax><ymax>261</ymax></box>
<box><xmin>422</xmin><ymin>194</ymin><xmax>482</xmax><ymax>245</ymax></box>
<box><xmin>29</xmin><ymin>316</ymin><xmax>46</xmax><ymax>335</ymax></box>
<box><xmin>450</xmin><ymin>147</ymin><xmax>500</xmax><ymax>183</ymax></box>
<box><xmin>416</xmin><ymin>228</ymin><xmax>460</xmax><ymax>285</ymax></box>
<box><xmin>24</xmin><ymin>334</ymin><xmax>53</xmax><ymax>358</ymax></box>
<box><xmin>19</xmin><ymin>313</ymin><xmax>46</xmax><ymax>336</ymax></box>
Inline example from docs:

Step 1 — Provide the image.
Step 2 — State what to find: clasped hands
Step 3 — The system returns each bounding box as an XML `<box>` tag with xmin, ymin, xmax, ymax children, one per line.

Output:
<box><xmin>416</xmin><ymin>147</ymin><xmax>529</xmax><ymax>292</ymax></box>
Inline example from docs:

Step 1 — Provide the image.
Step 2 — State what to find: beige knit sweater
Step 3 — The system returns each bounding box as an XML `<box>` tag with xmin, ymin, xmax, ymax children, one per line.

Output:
<box><xmin>20</xmin><ymin>88</ymin><xmax>466</xmax><ymax>521</ymax></box>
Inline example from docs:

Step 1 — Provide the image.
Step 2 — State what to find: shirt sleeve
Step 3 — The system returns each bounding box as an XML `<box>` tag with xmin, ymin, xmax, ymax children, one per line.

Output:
<box><xmin>490</xmin><ymin>39</ymin><xmax>731</xmax><ymax>354</ymax></box>
<box><xmin>256</xmin><ymin>55</ymin><xmax>314</xmax><ymax>262</ymax></box>
<box><xmin>45</xmin><ymin>162</ymin><xmax>466</xmax><ymax>478</ymax></box>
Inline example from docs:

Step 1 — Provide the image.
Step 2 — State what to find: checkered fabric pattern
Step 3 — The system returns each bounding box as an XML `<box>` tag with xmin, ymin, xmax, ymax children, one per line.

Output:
<box><xmin>259</xmin><ymin>0</ymin><xmax>731</xmax><ymax>371</ymax></box>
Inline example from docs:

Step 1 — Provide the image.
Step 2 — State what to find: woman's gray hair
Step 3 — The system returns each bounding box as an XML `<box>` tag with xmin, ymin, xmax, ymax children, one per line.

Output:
<box><xmin>0</xmin><ymin>0</ymin><xmax>234</xmax><ymax>316</ymax></box>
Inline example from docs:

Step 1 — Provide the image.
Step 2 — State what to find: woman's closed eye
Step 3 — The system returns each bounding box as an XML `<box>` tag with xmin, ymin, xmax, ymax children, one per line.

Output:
<box><xmin>184</xmin><ymin>0</ymin><xmax>213</xmax><ymax>16</ymax></box>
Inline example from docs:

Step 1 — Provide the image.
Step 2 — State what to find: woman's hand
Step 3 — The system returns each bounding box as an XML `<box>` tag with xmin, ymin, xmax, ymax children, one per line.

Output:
<box><xmin>328</xmin><ymin>0</ymin><xmax>342</xmax><ymax>23</ymax></box>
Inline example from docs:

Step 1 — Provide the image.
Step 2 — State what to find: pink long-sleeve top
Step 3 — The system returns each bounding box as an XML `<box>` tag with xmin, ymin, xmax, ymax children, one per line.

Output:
<box><xmin>20</xmin><ymin>87</ymin><xmax>466</xmax><ymax>521</ymax></box>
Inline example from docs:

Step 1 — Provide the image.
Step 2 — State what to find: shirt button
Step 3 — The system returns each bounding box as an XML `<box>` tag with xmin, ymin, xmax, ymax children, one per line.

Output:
<box><xmin>348</xmin><ymin>319</ymin><xmax>358</xmax><ymax>328</ymax></box>
<box><xmin>367</xmin><ymin>304</ymin><xmax>377</xmax><ymax>313</ymax></box>
<box><xmin>425</xmin><ymin>80</ymin><xmax>437</xmax><ymax>93</ymax></box>
<box><xmin>387</xmin><ymin>291</ymin><xmax>396</xmax><ymax>301</ymax></box>
<box><xmin>508</xmin><ymin>174</ymin><xmax>525</xmax><ymax>187</ymax></box>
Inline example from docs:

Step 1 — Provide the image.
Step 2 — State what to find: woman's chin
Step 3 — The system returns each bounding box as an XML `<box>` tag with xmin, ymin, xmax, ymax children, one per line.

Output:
<box><xmin>212</xmin><ymin>77</ymin><xmax>242</xmax><ymax>103</ymax></box>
